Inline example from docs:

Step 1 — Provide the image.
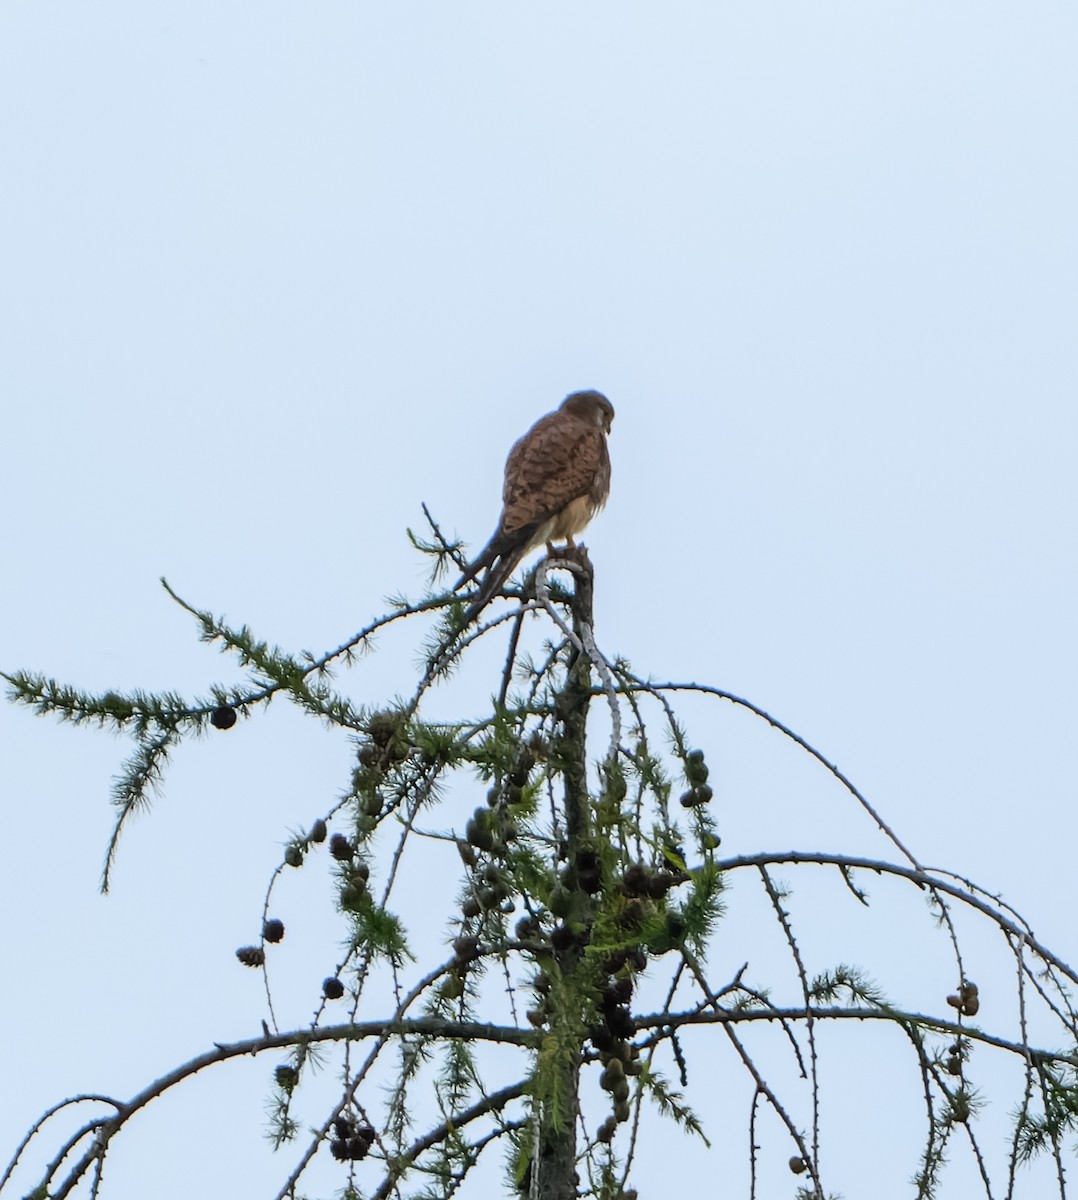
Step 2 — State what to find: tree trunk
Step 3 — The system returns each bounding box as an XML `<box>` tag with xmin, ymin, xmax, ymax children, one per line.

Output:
<box><xmin>535</xmin><ymin>548</ymin><xmax>595</xmax><ymax>1200</ymax></box>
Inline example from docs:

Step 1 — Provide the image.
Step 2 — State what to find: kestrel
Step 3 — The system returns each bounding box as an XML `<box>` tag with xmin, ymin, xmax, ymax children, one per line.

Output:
<box><xmin>456</xmin><ymin>389</ymin><xmax>614</xmax><ymax>622</ymax></box>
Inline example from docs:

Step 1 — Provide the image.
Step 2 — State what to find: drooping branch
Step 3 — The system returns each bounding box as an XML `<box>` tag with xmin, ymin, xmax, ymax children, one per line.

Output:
<box><xmin>713</xmin><ymin>850</ymin><xmax>1078</xmax><ymax>990</ymax></box>
<box><xmin>22</xmin><ymin>1018</ymin><xmax>534</xmax><ymax>1200</ymax></box>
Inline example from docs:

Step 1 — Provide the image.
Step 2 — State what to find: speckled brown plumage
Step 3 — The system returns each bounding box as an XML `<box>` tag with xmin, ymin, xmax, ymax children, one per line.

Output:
<box><xmin>457</xmin><ymin>390</ymin><xmax>614</xmax><ymax>622</ymax></box>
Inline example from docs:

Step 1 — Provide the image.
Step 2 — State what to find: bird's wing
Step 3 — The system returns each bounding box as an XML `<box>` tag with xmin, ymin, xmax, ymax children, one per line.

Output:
<box><xmin>500</xmin><ymin>410</ymin><xmax>603</xmax><ymax>535</ymax></box>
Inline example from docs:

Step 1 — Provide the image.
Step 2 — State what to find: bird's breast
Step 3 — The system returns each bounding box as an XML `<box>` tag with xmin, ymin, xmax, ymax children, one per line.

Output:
<box><xmin>547</xmin><ymin>494</ymin><xmax>597</xmax><ymax>543</ymax></box>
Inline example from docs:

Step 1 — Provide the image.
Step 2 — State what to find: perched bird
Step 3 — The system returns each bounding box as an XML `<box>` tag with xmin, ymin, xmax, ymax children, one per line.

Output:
<box><xmin>456</xmin><ymin>389</ymin><xmax>614</xmax><ymax>623</ymax></box>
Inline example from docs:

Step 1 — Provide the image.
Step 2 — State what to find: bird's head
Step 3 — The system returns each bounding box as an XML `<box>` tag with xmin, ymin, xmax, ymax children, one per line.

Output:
<box><xmin>563</xmin><ymin>389</ymin><xmax>614</xmax><ymax>434</ymax></box>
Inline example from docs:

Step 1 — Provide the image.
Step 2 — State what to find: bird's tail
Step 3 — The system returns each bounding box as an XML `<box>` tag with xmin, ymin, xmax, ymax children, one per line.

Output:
<box><xmin>458</xmin><ymin>551</ymin><xmax>523</xmax><ymax>626</ymax></box>
<box><xmin>454</xmin><ymin>526</ymin><xmax>503</xmax><ymax>592</ymax></box>
<box><xmin>455</xmin><ymin>521</ymin><xmax>542</xmax><ymax>624</ymax></box>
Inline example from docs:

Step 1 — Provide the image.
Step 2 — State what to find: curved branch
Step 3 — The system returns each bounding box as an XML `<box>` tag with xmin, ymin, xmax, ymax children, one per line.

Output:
<box><xmin>619</xmin><ymin>677</ymin><xmax>924</xmax><ymax>868</ymax></box>
<box><xmin>0</xmin><ymin>1095</ymin><xmax>119</xmax><ymax>1194</ymax></box>
<box><xmin>713</xmin><ymin>851</ymin><xmax>1078</xmax><ymax>989</ymax></box>
<box><xmin>20</xmin><ymin>1018</ymin><xmax>534</xmax><ymax>1200</ymax></box>
<box><xmin>369</xmin><ymin>1080</ymin><xmax>529</xmax><ymax>1200</ymax></box>
<box><xmin>635</xmin><ymin>1005</ymin><xmax>1078</xmax><ymax>1068</ymax></box>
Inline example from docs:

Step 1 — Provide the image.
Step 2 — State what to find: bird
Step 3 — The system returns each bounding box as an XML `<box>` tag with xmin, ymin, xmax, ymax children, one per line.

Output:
<box><xmin>455</xmin><ymin>389</ymin><xmax>614</xmax><ymax>624</ymax></box>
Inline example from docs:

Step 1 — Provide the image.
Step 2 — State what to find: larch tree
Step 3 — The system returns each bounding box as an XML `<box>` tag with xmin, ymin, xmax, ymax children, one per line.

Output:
<box><xmin>4</xmin><ymin>514</ymin><xmax>1078</xmax><ymax>1200</ymax></box>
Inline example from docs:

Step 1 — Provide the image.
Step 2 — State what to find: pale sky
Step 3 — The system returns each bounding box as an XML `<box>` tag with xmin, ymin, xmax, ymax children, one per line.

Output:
<box><xmin>1</xmin><ymin>5</ymin><xmax>1076</xmax><ymax>1198</ymax></box>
